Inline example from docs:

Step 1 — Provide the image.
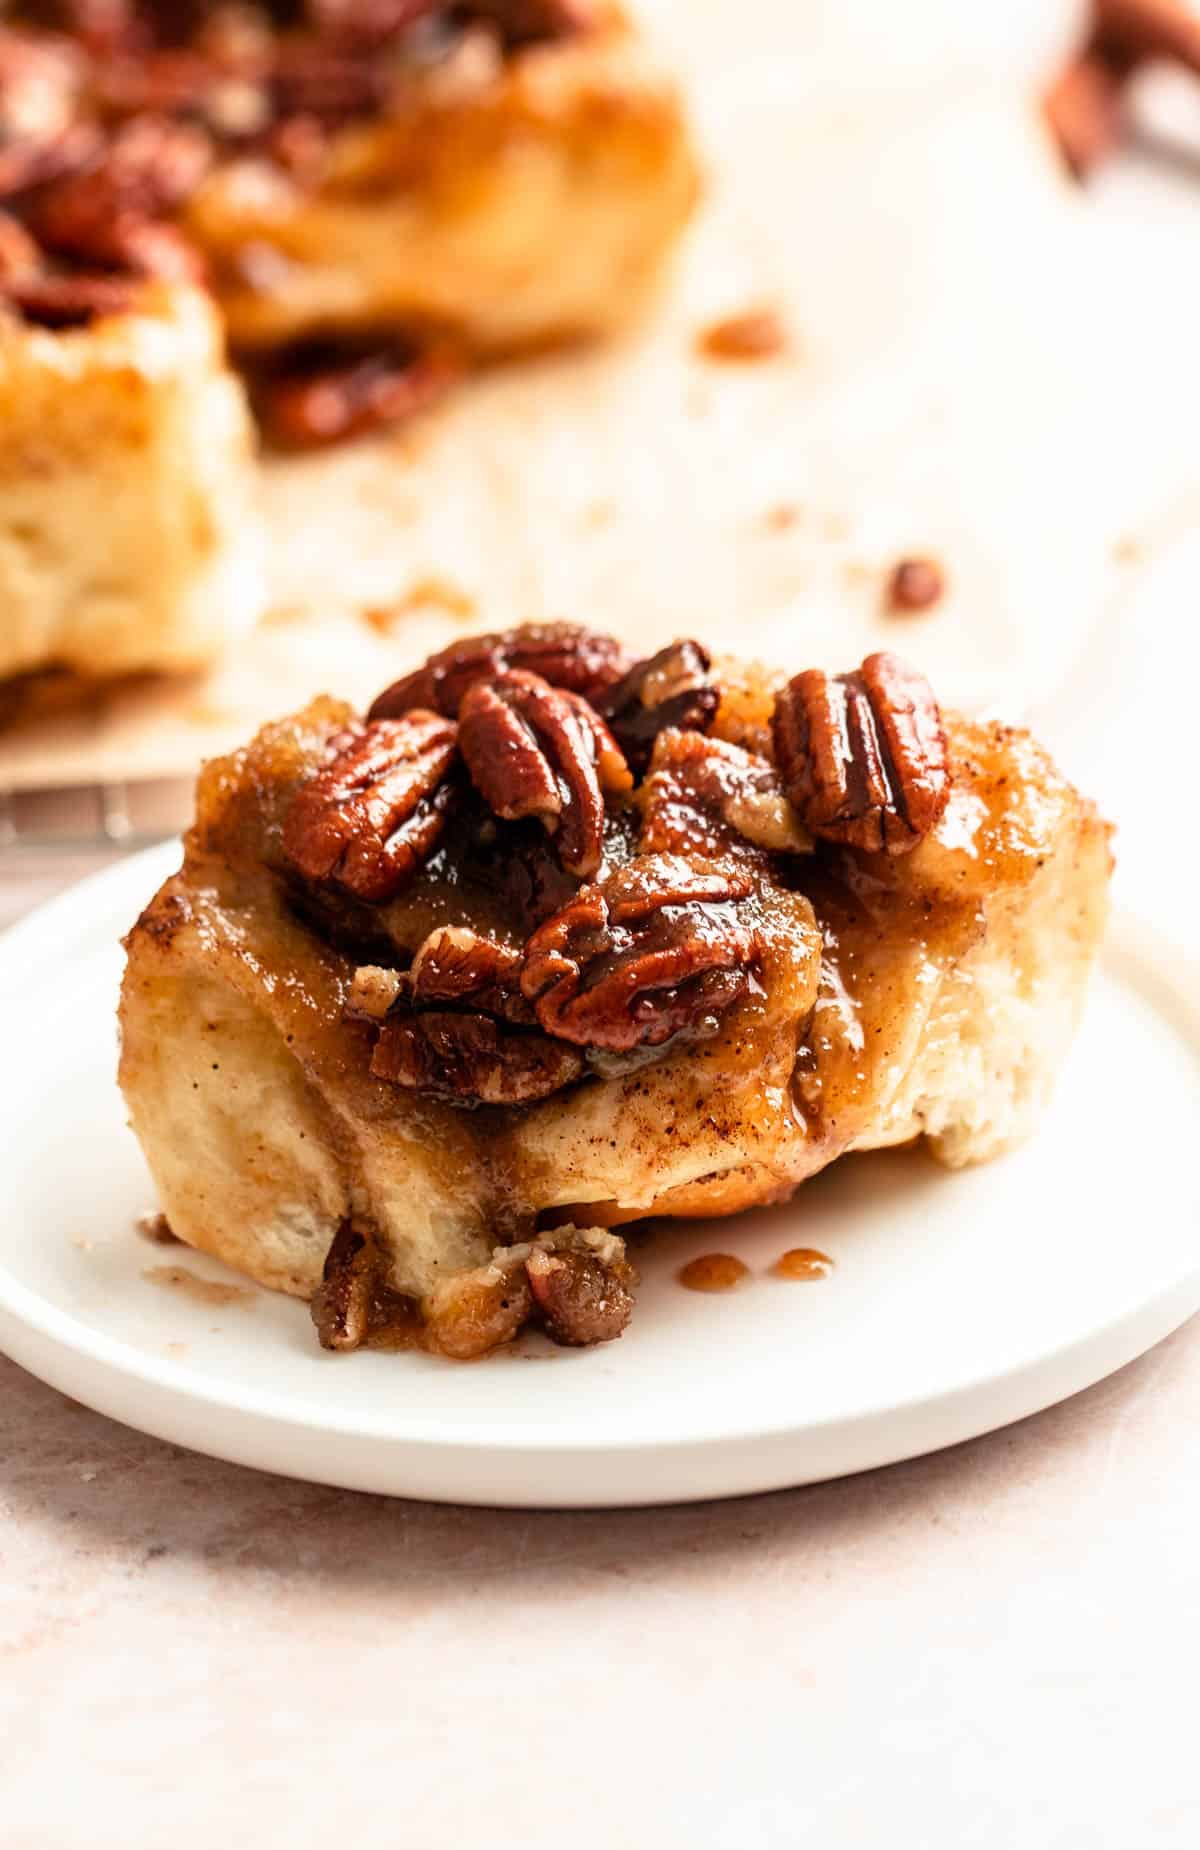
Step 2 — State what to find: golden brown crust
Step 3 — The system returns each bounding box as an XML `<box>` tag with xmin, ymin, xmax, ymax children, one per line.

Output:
<box><xmin>0</xmin><ymin>281</ymin><xmax>261</xmax><ymax>686</ymax></box>
<box><xmin>189</xmin><ymin>15</ymin><xmax>697</xmax><ymax>352</ymax></box>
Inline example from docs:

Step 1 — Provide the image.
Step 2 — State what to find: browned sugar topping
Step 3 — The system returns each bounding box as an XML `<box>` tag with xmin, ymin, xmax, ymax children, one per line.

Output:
<box><xmin>279</xmin><ymin>623</ymin><xmax>951</xmax><ymax>1112</ymax></box>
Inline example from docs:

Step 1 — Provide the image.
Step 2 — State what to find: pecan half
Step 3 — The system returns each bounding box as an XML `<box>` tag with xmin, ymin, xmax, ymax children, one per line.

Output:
<box><xmin>407</xmin><ymin>923</ymin><xmax>529</xmax><ymax>1019</ymax></box>
<box><xmin>371</xmin><ymin>1010</ymin><xmax>584</xmax><ymax>1104</ymax></box>
<box><xmin>638</xmin><ymin>728</ymin><xmax>811</xmax><ymax>861</ymax></box>
<box><xmin>368</xmin><ymin>923</ymin><xmax>582</xmax><ymax>1104</ymax></box>
<box><xmin>310</xmin><ymin>1217</ymin><xmax>374</xmax><ymax>1351</ymax></box>
<box><xmin>282</xmin><ymin>711</ymin><xmax>458</xmax><ymax>901</ymax></box>
<box><xmin>598</xmin><ymin>639</ymin><xmax>718</xmax><ymax>768</ymax></box>
<box><xmin>255</xmin><ymin>336</ymin><xmax>461</xmax><ymax>448</ymax></box>
<box><xmin>368</xmin><ymin>622</ymin><xmax>632</xmax><ymax>723</ymax></box>
<box><xmin>521</xmin><ymin>854</ymin><xmax>760</xmax><ymax>1053</ymax></box>
<box><xmin>458</xmin><ymin>669</ymin><xmax>632</xmax><ymax>879</ymax></box>
<box><xmin>772</xmin><ymin>652</ymin><xmax>949</xmax><ymax>856</ymax></box>
<box><xmin>525</xmin><ymin>1241</ymin><xmax>635</xmax><ymax>1346</ymax></box>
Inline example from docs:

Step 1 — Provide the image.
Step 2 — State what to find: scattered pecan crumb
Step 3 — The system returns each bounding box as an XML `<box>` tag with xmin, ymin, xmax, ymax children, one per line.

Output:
<box><xmin>887</xmin><ymin>556</ymin><xmax>945</xmax><ymax>614</ymax></box>
<box><xmin>143</xmin><ymin>1265</ymin><xmax>250</xmax><ymax>1307</ymax></box>
<box><xmin>347</xmin><ymin>963</ymin><xmax>403</xmax><ymax>1021</ymax></box>
<box><xmin>696</xmin><ymin>306</ymin><xmax>788</xmax><ymax>363</ymax></box>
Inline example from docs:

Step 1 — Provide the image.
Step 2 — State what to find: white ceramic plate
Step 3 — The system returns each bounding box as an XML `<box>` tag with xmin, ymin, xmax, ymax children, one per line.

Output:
<box><xmin>0</xmin><ymin>846</ymin><xmax>1196</xmax><ymax>1508</ymax></box>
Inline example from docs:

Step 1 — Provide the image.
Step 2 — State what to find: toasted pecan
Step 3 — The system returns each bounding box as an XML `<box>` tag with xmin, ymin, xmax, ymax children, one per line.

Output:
<box><xmin>521</xmin><ymin>854</ymin><xmax>760</xmax><ymax>1053</ymax></box>
<box><xmin>599</xmin><ymin>639</ymin><xmax>718</xmax><ymax>769</ymax></box>
<box><xmin>458</xmin><ymin>668</ymin><xmax>632</xmax><ymax>879</ymax></box>
<box><xmin>282</xmin><ymin>711</ymin><xmax>459</xmax><ymax>901</ymax></box>
<box><xmin>772</xmin><ymin>652</ymin><xmax>949</xmax><ymax>856</ymax></box>
<box><xmin>368</xmin><ymin>622</ymin><xmax>632</xmax><ymax>722</ymax></box>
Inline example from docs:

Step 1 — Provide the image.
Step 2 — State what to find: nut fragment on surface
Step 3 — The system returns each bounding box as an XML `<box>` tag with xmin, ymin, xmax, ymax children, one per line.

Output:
<box><xmin>423</xmin><ymin>1252</ymin><xmax>534</xmax><ymax>1360</ymax></box>
<box><xmin>458</xmin><ymin>668</ymin><xmax>632</xmax><ymax>879</ymax></box>
<box><xmin>310</xmin><ymin>1217</ymin><xmax>375</xmax><ymax>1351</ymax></box>
<box><xmin>368</xmin><ymin>923</ymin><xmax>584</xmax><ymax>1105</ymax></box>
<box><xmin>772</xmin><ymin>651</ymin><xmax>949</xmax><ymax>856</ymax></box>
<box><xmin>407</xmin><ymin>925</ymin><xmax>527</xmax><ymax>1018</ymax></box>
<box><xmin>422</xmin><ymin>1225</ymin><xmax>632</xmax><ymax>1359</ymax></box>
<box><xmin>886</xmin><ymin>556</ymin><xmax>944</xmax><ymax>614</ymax></box>
<box><xmin>368</xmin><ymin>622</ymin><xmax>632</xmax><ymax>722</ymax></box>
<box><xmin>282</xmin><ymin>711</ymin><xmax>458</xmax><ymax>901</ymax></box>
<box><xmin>525</xmin><ymin>1242</ymin><xmax>636</xmax><ymax>1346</ymax></box>
<box><xmin>696</xmin><ymin>306</ymin><xmax>787</xmax><ymax>362</ymax></box>
<box><xmin>521</xmin><ymin>853</ymin><xmax>761</xmax><ymax>1053</ymax></box>
<box><xmin>372</xmin><ymin>1009</ymin><xmax>585</xmax><ymax>1105</ymax></box>
<box><xmin>638</xmin><ymin>727</ymin><xmax>811</xmax><ymax>861</ymax></box>
<box><xmin>599</xmin><ymin>639</ymin><xmax>718</xmax><ymax>768</ymax></box>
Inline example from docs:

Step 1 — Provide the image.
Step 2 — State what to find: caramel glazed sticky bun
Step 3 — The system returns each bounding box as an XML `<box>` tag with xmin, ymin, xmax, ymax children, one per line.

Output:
<box><xmin>0</xmin><ymin>1</ymin><xmax>696</xmax><ymax>445</ymax></box>
<box><xmin>119</xmin><ymin>624</ymin><xmax>1113</xmax><ymax>1359</ymax></box>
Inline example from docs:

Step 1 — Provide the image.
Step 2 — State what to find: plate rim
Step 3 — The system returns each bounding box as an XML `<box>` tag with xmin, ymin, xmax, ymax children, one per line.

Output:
<box><xmin>0</xmin><ymin>844</ymin><xmax>1196</xmax><ymax>1498</ymax></box>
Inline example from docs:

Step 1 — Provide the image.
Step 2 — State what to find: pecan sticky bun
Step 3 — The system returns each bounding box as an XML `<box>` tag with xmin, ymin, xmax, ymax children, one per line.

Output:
<box><xmin>0</xmin><ymin>0</ymin><xmax>696</xmax><ymax>436</ymax></box>
<box><xmin>119</xmin><ymin>623</ymin><xmax>1113</xmax><ymax>1358</ymax></box>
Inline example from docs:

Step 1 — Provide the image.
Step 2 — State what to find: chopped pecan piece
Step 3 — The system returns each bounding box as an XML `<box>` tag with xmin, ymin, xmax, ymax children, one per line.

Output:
<box><xmin>423</xmin><ymin>1251</ymin><xmax>534</xmax><ymax>1360</ymax></box>
<box><xmin>255</xmin><ymin>336</ymin><xmax>461</xmax><ymax>448</ymax></box>
<box><xmin>526</xmin><ymin>1240</ymin><xmax>636</xmax><ymax>1347</ymax></box>
<box><xmin>407</xmin><ymin>924</ymin><xmax>529</xmax><ymax>1019</ymax></box>
<box><xmin>368</xmin><ymin>621</ymin><xmax>632</xmax><ymax>722</ymax></box>
<box><xmin>599</xmin><ymin>639</ymin><xmax>718</xmax><ymax>768</ymax></box>
<box><xmin>886</xmin><ymin>556</ymin><xmax>944</xmax><ymax>614</ymax></box>
<box><xmin>310</xmin><ymin>1217</ymin><xmax>375</xmax><ymax>1351</ymax></box>
<box><xmin>368</xmin><ymin>923</ymin><xmax>582</xmax><ymax>1104</ymax></box>
<box><xmin>458</xmin><ymin>668</ymin><xmax>632</xmax><ymax>879</ymax></box>
<box><xmin>638</xmin><ymin>728</ymin><xmax>811</xmax><ymax>860</ymax></box>
<box><xmin>521</xmin><ymin>854</ymin><xmax>761</xmax><ymax>1053</ymax></box>
<box><xmin>346</xmin><ymin>962</ymin><xmax>403</xmax><ymax>1020</ymax></box>
<box><xmin>372</xmin><ymin>1010</ymin><xmax>584</xmax><ymax>1104</ymax></box>
<box><xmin>772</xmin><ymin>651</ymin><xmax>949</xmax><ymax>856</ymax></box>
<box><xmin>423</xmin><ymin>1228</ymin><xmax>634</xmax><ymax>1358</ymax></box>
<box><xmin>282</xmin><ymin>711</ymin><xmax>458</xmax><ymax>901</ymax></box>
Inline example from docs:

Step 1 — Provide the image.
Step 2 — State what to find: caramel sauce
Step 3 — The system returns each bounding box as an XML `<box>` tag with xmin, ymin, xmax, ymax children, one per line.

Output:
<box><xmin>143</xmin><ymin>1266</ymin><xmax>252</xmax><ymax>1307</ymax></box>
<box><xmin>678</xmin><ymin>1253</ymin><xmax>748</xmax><ymax>1293</ymax></box>
<box><xmin>773</xmin><ymin>1247</ymin><xmax>834</xmax><ymax>1281</ymax></box>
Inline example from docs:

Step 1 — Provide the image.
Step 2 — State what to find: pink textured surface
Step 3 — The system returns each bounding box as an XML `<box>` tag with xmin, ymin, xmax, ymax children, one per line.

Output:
<box><xmin>1</xmin><ymin>1329</ymin><xmax>1197</xmax><ymax>1847</ymax></box>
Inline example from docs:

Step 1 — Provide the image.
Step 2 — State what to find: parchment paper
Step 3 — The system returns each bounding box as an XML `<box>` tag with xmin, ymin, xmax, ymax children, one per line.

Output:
<box><xmin>1</xmin><ymin>0</ymin><xmax>1185</xmax><ymax>790</ymax></box>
